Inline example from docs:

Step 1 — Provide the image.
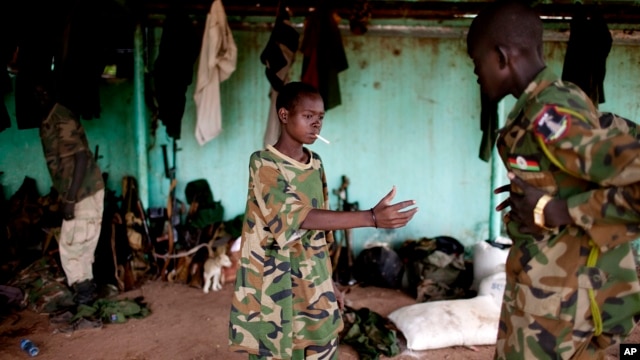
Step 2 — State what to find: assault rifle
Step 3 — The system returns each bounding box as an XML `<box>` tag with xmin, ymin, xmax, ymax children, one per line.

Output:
<box><xmin>160</xmin><ymin>139</ymin><xmax>180</xmax><ymax>281</ymax></box>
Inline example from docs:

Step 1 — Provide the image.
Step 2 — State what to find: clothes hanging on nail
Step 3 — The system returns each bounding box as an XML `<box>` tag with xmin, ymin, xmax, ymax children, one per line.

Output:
<box><xmin>154</xmin><ymin>9</ymin><xmax>202</xmax><ymax>140</ymax></box>
<box><xmin>300</xmin><ymin>4</ymin><xmax>348</xmax><ymax>111</ymax></box>
<box><xmin>54</xmin><ymin>0</ymin><xmax>111</xmax><ymax>120</ymax></box>
<box><xmin>478</xmin><ymin>92</ymin><xmax>499</xmax><ymax>162</ymax></box>
<box><xmin>561</xmin><ymin>6</ymin><xmax>612</xmax><ymax>106</ymax></box>
<box><xmin>194</xmin><ymin>0</ymin><xmax>237</xmax><ymax>146</ymax></box>
<box><xmin>261</xmin><ymin>6</ymin><xmax>299</xmax><ymax>147</ymax></box>
<box><xmin>12</xmin><ymin>0</ymin><xmax>60</xmax><ymax>130</ymax></box>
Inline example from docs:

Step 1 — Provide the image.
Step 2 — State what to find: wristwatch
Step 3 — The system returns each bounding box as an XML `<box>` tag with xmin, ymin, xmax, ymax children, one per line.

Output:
<box><xmin>533</xmin><ymin>194</ymin><xmax>554</xmax><ymax>230</ymax></box>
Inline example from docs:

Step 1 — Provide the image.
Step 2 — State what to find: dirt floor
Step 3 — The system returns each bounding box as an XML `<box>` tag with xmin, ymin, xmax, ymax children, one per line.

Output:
<box><xmin>0</xmin><ymin>279</ymin><xmax>637</xmax><ymax>360</ymax></box>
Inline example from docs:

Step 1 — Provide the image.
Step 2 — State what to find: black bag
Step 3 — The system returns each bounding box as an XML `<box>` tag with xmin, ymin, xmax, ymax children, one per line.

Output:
<box><xmin>353</xmin><ymin>246</ymin><xmax>403</xmax><ymax>289</ymax></box>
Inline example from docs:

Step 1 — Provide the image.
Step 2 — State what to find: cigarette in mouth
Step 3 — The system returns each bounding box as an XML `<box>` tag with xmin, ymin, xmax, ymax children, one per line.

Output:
<box><xmin>315</xmin><ymin>134</ymin><xmax>331</xmax><ymax>144</ymax></box>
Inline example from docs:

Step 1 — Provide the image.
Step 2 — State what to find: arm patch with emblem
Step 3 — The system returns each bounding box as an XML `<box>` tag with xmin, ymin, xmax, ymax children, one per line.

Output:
<box><xmin>533</xmin><ymin>105</ymin><xmax>576</xmax><ymax>143</ymax></box>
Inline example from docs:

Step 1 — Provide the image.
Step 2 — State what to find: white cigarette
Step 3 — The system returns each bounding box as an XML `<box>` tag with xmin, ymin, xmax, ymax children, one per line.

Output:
<box><xmin>315</xmin><ymin>134</ymin><xmax>331</xmax><ymax>144</ymax></box>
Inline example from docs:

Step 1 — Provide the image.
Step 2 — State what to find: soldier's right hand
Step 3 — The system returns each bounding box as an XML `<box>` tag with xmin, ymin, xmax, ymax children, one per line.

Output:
<box><xmin>370</xmin><ymin>186</ymin><xmax>418</xmax><ymax>229</ymax></box>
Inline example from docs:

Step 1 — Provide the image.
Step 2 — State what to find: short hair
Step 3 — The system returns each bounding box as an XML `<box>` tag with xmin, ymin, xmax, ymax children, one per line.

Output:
<box><xmin>467</xmin><ymin>0</ymin><xmax>543</xmax><ymax>56</ymax></box>
<box><xmin>275</xmin><ymin>82</ymin><xmax>321</xmax><ymax>112</ymax></box>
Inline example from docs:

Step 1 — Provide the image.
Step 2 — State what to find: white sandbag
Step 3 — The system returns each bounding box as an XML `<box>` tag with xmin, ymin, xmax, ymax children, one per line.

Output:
<box><xmin>388</xmin><ymin>272</ymin><xmax>506</xmax><ymax>351</ymax></box>
<box><xmin>477</xmin><ymin>271</ymin><xmax>506</xmax><ymax>305</ymax></box>
<box><xmin>472</xmin><ymin>238</ymin><xmax>510</xmax><ymax>288</ymax></box>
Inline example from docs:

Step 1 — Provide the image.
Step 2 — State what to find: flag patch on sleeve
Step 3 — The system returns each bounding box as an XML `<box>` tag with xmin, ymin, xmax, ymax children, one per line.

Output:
<box><xmin>534</xmin><ymin>105</ymin><xmax>573</xmax><ymax>143</ymax></box>
<box><xmin>508</xmin><ymin>155</ymin><xmax>540</xmax><ymax>171</ymax></box>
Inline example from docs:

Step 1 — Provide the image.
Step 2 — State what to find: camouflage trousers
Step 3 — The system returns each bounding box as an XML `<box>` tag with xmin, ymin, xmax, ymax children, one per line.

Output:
<box><xmin>494</xmin><ymin>294</ymin><xmax>614</xmax><ymax>360</ymax></box>
<box><xmin>247</xmin><ymin>338</ymin><xmax>338</xmax><ymax>360</ymax></box>
<box><xmin>59</xmin><ymin>189</ymin><xmax>104</xmax><ymax>286</ymax></box>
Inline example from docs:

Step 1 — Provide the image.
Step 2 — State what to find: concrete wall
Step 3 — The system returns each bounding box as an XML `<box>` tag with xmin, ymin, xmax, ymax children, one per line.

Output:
<box><xmin>2</xmin><ymin>23</ymin><xmax>639</xmax><ymax>255</ymax></box>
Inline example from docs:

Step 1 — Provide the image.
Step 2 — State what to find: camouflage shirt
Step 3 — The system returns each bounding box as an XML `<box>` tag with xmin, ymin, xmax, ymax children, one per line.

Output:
<box><xmin>495</xmin><ymin>67</ymin><xmax>640</xmax><ymax>358</ymax></box>
<box><xmin>40</xmin><ymin>103</ymin><xmax>104</xmax><ymax>202</ymax></box>
<box><xmin>229</xmin><ymin>145</ymin><xmax>342</xmax><ymax>358</ymax></box>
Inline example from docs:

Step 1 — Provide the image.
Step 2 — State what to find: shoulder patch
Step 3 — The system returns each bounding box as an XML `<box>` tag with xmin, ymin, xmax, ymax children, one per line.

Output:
<box><xmin>533</xmin><ymin>105</ymin><xmax>573</xmax><ymax>143</ymax></box>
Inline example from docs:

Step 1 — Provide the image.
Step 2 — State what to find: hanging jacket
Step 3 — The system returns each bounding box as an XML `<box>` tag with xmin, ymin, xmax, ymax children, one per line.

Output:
<box><xmin>194</xmin><ymin>0</ymin><xmax>237</xmax><ymax>146</ymax></box>
<box><xmin>300</xmin><ymin>4</ymin><xmax>348</xmax><ymax>111</ymax></box>
<box><xmin>561</xmin><ymin>6</ymin><xmax>612</xmax><ymax>106</ymax></box>
<box><xmin>154</xmin><ymin>8</ymin><xmax>202</xmax><ymax>140</ymax></box>
<box><xmin>260</xmin><ymin>8</ymin><xmax>299</xmax><ymax>147</ymax></box>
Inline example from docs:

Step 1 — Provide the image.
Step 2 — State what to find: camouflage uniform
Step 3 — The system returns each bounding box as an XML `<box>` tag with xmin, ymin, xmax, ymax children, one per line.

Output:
<box><xmin>40</xmin><ymin>103</ymin><xmax>104</xmax><ymax>286</ymax></box>
<box><xmin>58</xmin><ymin>189</ymin><xmax>104</xmax><ymax>285</ymax></box>
<box><xmin>229</xmin><ymin>145</ymin><xmax>343</xmax><ymax>359</ymax></box>
<box><xmin>494</xmin><ymin>67</ymin><xmax>640</xmax><ymax>359</ymax></box>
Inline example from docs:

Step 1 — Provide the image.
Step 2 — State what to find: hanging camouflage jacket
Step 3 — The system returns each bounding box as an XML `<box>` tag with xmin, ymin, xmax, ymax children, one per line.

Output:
<box><xmin>495</xmin><ymin>67</ymin><xmax>640</xmax><ymax>359</ymax></box>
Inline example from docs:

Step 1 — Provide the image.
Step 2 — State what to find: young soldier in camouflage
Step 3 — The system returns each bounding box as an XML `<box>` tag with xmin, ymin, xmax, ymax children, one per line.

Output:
<box><xmin>40</xmin><ymin>102</ymin><xmax>104</xmax><ymax>306</ymax></box>
<box><xmin>229</xmin><ymin>82</ymin><xmax>418</xmax><ymax>359</ymax></box>
<box><xmin>467</xmin><ymin>1</ymin><xmax>640</xmax><ymax>359</ymax></box>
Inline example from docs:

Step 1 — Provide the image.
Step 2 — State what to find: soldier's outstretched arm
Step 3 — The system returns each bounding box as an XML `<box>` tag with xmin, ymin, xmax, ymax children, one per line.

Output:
<box><xmin>301</xmin><ymin>187</ymin><xmax>418</xmax><ymax>231</ymax></box>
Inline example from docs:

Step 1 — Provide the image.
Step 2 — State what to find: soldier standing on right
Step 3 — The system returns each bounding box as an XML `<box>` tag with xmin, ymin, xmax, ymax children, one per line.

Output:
<box><xmin>467</xmin><ymin>1</ymin><xmax>640</xmax><ymax>359</ymax></box>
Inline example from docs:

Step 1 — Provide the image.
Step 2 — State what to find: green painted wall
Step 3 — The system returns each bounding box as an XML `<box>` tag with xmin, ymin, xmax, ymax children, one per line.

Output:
<box><xmin>0</xmin><ymin>80</ymin><xmax>138</xmax><ymax>200</ymax></box>
<box><xmin>142</xmin><ymin>29</ymin><xmax>495</xmax><ymax>254</ymax></box>
<box><xmin>2</xmin><ymin>25</ymin><xmax>640</xmax><ymax>255</ymax></box>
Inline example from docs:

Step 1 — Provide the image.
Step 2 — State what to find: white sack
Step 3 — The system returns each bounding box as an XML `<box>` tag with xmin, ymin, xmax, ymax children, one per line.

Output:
<box><xmin>388</xmin><ymin>271</ymin><xmax>506</xmax><ymax>351</ymax></box>
<box><xmin>472</xmin><ymin>239</ymin><xmax>510</xmax><ymax>288</ymax></box>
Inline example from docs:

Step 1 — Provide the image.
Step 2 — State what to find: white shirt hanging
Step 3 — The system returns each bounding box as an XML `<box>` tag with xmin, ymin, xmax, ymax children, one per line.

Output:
<box><xmin>194</xmin><ymin>0</ymin><xmax>237</xmax><ymax>145</ymax></box>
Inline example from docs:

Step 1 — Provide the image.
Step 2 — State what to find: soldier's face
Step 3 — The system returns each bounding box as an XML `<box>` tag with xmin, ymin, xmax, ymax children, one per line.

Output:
<box><xmin>281</xmin><ymin>94</ymin><xmax>325</xmax><ymax>145</ymax></box>
<box><xmin>469</xmin><ymin>39</ymin><xmax>509</xmax><ymax>102</ymax></box>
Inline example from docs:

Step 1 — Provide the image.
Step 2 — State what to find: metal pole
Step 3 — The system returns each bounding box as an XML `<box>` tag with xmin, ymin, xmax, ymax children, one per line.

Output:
<box><xmin>488</xmin><ymin>100</ymin><xmax>506</xmax><ymax>241</ymax></box>
<box><xmin>134</xmin><ymin>23</ymin><xmax>150</xmax><ymax>208</ymax></box>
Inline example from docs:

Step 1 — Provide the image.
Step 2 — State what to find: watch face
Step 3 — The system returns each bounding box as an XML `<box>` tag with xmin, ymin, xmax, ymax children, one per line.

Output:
<box><xmin>534</xmin><ymin>212</ymin><xmax>543</xmax><ymax>226</ymax></box>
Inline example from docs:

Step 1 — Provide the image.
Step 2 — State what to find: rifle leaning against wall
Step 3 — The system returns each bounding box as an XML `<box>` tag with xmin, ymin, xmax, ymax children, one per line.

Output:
<box><xmin>332</xmin><ymin>175</ymin><xmax>358</xmax><ymax>286</ymax></box>
<box><xmin>159</xmin><ymin>139</ymin><xmax>180</xmax><ymax>281</ymax></box>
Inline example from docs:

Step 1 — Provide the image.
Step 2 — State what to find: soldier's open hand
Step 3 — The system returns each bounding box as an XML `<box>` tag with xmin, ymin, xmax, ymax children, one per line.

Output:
<box><xmin>370</xmin><ymin>186</ymin><xmax>418</xmax><ymax>229</ymax></box>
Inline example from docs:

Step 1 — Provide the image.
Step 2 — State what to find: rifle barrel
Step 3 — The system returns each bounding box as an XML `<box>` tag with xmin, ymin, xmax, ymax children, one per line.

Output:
<box><xmin>161</xmin><ymin>144</ymin><xmax>170</xmax><ymax>179</ymax></box>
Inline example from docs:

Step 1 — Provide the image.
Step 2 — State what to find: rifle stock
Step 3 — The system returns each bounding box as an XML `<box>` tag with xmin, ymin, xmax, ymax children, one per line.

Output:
<box><xmin>161</xmin><ymin>179</ymin><xmax>177</xmax><ymax>281</ymax></box>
